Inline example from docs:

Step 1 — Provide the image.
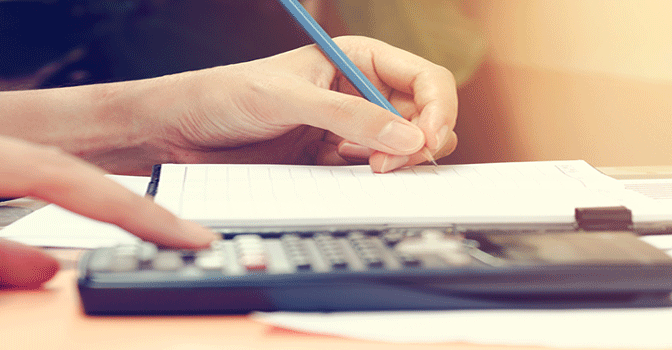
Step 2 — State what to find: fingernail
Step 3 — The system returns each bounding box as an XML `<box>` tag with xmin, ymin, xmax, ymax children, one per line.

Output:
<box><xmin>434</xmin><ymin>125</ymin><xmax>450</xmax><ymax>151</ymax></box>
<box><xmin>179</xmin><ymin>220</ymin><xmax>219</xmax><ymax>248</ymax></box>
<box><xmin>338</xmin><ymin>142</ymin><xmax>374</xmax><ymax>159</ymax></box>
<box><xmin>376</xmin><ymin>121</ymin><xmax>424</xmax><ymax>152</ymax></box>
<box><xmin>380</xmin><ymin>154</ymin><xmax>410</xmax><ymax>173</ymax></box>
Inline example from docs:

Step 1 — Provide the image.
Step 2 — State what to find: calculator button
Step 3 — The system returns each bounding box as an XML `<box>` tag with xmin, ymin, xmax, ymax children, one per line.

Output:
<box><xmin>329</xmin><ymin>231</ymin><xmax>348</xmax><ymax>238</ymax></box>
<box><xmin>292</xmin><ymin>259</ymin><xmax>312</xmax><ymax>270</ymax></box>
<box><xmin>111</xmin><ymin>255</ymin><xmax>140</xmax><ymax>272</ymax></box>
<box><xmin>363</xmin><ymin>257</ymin><xmax>384</xmax><ymax>268</ymax></box>
<box><xmin>115</xmin><ymin>245</ymin><xmax>139</xmax><ymax>256</ymax></box>
<box><xmin>282</xmin><ymin>234</ymin><xmax>314</xmax><ymax>270</ymax></box>
<box><xmin>314</xmin><ymin>233</ymin><xmax>350</xmax><ymax>270</ymax></box>
<box><xmin>381</xmin><ymin>230</ymin><xmax>405</xmax><ymax>246</ymax></box>
<box><xmin>348</xmin><ymin>235</ymin><xmax>385</xmax><ymax>269</ymax></box>
<box><xmin>398</xmin><ymin>253</ymin><xmax>422</xmax><ymax>267</ymax></box>
<box><xmin>287</xmin><ymin>254</ymin><xmax>311</xmax><ymax>270</ymax></box>
<box><xmin>235</xmin><ymin>235</ymin><xmax>269</xmax><ymax>271</ymax></box>
<box><xmin>237</xmin><ymin>246</ymin><xmax>266</xmax><ymax>256</ymax></box>
<box><xmin>180</xmin><ymin>250</ymin><xmax>197</xmax><ymax>263</ymax></box>
<box><xmin>210</xmin><ymin>240</ymin><xmax>227</xmax><ymax>250</ymax></box>
<box><xmin>235</xmin><ymin>235</ymin><xmax>263</xmax><ymax>243</ymax></box>
<box><xmin>420</xmin><ymin>229</ymin><xmax>445</xmax><ymax>241</ymax></box>
<box><xmin>239</xmin><ymin>254</ymin><xmax>267</xmax><ymax>271</ymax></box>
<box><xmin>322</xmin><ymin>249</ymin><xmax>344</xmax><ymax>259</ymax></box>
<box><xmin>194</xmin><ymin>251</ymin><xmax>227</xmax><ymax>270</ymax></box>
<box><xmin>313</xmin><ymin>233</ymin><xmax>330</xmax><ymax>241</ymax></box>
<box><xmin>329</xmin><ymin>259</ymin><xmax>348</xmax><ymax>269</ymax></box>
<box><xmin>364</xmin><ymin>230</ymin><xmax>381</xmax><ymax>237</ymax></box>
<box><xmin>110</xmin><ymin>245</ymin><xmax>140</xmax><ymax>272</ymax></box>
<box><xmin>347</xmin><ymin>231</ymin><xmax>366</xmax><ymax>240</ymax></box>
<box><xmin>88</xmin><ymin>248</ymin><xmax>115</xmax><ymax>272</ymax></box>
<box><xmin>152</xmin><ymin>251</ymin><xmax>184</xmax><ymax>271</ymax></box>
<box><xmin>138</xmin><ymin>242</ymin><xmax>158</xmax><ymax>262</ymax></box>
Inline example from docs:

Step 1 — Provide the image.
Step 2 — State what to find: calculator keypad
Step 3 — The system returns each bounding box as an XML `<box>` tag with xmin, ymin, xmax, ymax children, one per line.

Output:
<box><xmin>281</xmin><ymin>234</ymin><xmax>312</xmax><ymax>270</ymax></box>
<box><xmin>348</xmin><ymin>232</ymin><xmax>385</xmax><ymax>268</ymax></box>
<box><xmin>234</xmin><ymin>235</ymin><xmax>267</xmax><ymax>271</ymax></box>
<box><xmin>86</xmin><ymin>229</ymin><xmax>465</xmax><ymax>275</ymax></box>
<box><xmin>313</xmin><ymin>233</ymin><xmax>348</xmax><ymax>269</ymax></box>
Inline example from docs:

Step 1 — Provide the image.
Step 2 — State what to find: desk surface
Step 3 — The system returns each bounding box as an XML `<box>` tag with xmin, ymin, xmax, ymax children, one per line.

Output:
<box><xmin>2</xmin><ymin>166</ymin><xmax>671</xmax><ymax>350</ymax></box>
<box><xmin>3</xmin><ymin>268</ymin><xmax>498</xmax><ymax>350</ymax></box>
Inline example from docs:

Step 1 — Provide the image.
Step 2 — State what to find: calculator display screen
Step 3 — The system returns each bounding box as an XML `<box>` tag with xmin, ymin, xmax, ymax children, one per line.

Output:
<box><xmin>475</xmin><ymin>231</ymin><xmax>672</xmax><ymax>266</ymax></box>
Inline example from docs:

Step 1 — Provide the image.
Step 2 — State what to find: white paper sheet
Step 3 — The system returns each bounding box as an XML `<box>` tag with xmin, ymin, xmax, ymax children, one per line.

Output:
<box><xmin>0</xmin><ymin>175</ymin><xmax>147</xmax><ymax>248</ymax></box>
<box><xmin>155</xmin><ymin>160</ymin><xmax>666</xmax><ymax>228</ymax></box>
<box><xmin>252</xmin><ymin>308</ymin><xmax>672</xmax><ymax>349</ymax></box>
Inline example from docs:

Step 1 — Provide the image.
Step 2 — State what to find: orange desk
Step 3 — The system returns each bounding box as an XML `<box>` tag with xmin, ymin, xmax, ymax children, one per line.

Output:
<box><xmin>3</xmin><ymin>263</ymin><xmax>506</xmax><ymax>350</ymax></box>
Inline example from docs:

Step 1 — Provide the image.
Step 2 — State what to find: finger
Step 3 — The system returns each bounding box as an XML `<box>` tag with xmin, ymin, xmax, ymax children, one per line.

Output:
<box><xmin>325</xmin><ymin>133</ymin><xmax>374</xmax><ymax>163</ymax></box>
<box><xmin>370</xmin><ymin>152</ymin><xmax>411</xmax><ymax>174</ymax></box>
<box><xmin>1</xmin><ymin>137</ymin><xmax>218</xmax><ymax>249</ymax></box>
<box><xmin>288</xmin><ymin>82</ymin><xmax>426</xmax><ymax>156</ymax></box>
<box><xmin>404</xmin><ymin>130</ymin><xmax>458</xmax><ymax>165</ymax></box>
<box><xmin>0</xmin><ymin>239</ymin><xmax>59</xmax><ymax>287</ymax></box>
<box><xmin>388</xmin><ymin>91</ymin><xmax>421</xmax><ymax>121</ymax></box>
<box><xmin>335</xmin><ymin>36</ymin><xmax>458</xmax><ymax>151</ymax></box>
<box><xmin>312</xmin><ymin>141</ymin><xmax>351</xmax><ymax>166</ymax></box>
<box><xmin>416</xmin><ymin>100</ymin><xmax>457</xmax><ymax>152</ymax></box>
<box><xmin>337</xmin><ymin>141</ymin><xmax>375</xmax><ymax>160</ymax></box>
<box><xmin>433</xmin><ymin>131</ymin><xmax>459</xmax><ymax>161</ymax></box>
<box><xmin>370</xmin><ymin>131</ymin><xmax>457</xmax><ymax>173</ymax></box>
<box><xmin>35</xmin><ymin>164</ymin><xmax>218</xmax><ymax>249</ymax></box>
<box><xmin>324</xmin><ymin>132</ymin><xmax>345</xmax><ymax>145</ymax></box>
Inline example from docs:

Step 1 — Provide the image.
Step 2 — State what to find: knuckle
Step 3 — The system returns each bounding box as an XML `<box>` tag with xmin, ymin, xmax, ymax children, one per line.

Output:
<box><xmin>436</xmin><ymin>65</ymin><xmax>456</xmax><ymax>87</ymax></box>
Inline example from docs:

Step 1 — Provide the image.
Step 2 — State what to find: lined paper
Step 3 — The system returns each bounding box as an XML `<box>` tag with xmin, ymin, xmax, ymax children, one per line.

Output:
<box><xmin>154</xmin><ymin>160</ymin><xmax>660</xmax><ymax>228</ymax></box>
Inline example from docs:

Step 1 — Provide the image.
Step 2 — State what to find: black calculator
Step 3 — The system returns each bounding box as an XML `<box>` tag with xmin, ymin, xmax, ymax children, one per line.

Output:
<box><xmin>77</xmin><ymin>229</ymin><xmax>672</xmax><ymax>315</ymax></box>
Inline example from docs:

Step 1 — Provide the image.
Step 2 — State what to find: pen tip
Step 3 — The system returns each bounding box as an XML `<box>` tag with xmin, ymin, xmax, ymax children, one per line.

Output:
<box><xmin>422</xmin><ymin>148</ymin><xmax>438</xmax><ymax>166</ymax></box>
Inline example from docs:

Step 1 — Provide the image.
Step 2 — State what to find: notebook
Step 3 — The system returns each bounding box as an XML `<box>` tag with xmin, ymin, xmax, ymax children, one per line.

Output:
<box><xmin>149</xmin><ymin>160</ymin><xmax>672</xmax><ymax>232</ymax></box>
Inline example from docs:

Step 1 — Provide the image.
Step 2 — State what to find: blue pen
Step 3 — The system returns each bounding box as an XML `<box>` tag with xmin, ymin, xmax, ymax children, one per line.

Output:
<box><xmin>277</xmin><ymin>0</ymin><xmax>437</xmax><ymax>165</ymax></box>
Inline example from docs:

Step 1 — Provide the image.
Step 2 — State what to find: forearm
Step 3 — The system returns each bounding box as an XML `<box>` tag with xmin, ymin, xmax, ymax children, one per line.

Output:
<box><xmin>0</xmin><ymin>36</ymin><xmax>458</xmax><ymax>175</ymax></box>
<box><xmin>0</xmin><ymin>79</ymin><xmax>175</xmax><ymax>175</ymax></box>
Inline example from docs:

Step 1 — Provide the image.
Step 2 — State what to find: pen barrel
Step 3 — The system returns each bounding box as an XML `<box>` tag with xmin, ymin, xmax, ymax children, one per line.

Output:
<box><xmin>277</xmin><ymin>0</ymin><xmax>402</xmax><ymax>116</ymax></box>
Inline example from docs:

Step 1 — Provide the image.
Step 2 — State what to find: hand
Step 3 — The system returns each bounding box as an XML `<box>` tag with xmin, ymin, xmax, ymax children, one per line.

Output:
<box><xmin>0</xmin><ymin>136</ymin><xmax>218</xmax><ymax>288</ymax></box>
<box><xmin>150</xmin><ymin>36</ymin><xmax>458</xmax><ymax>173</ymax></box>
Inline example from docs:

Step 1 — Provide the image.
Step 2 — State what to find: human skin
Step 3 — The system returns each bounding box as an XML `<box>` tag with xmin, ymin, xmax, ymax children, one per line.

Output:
<box><xmin>0</xmin><ymin>36</ymin><xmax>457</xmax><ymax>287</ymax></box>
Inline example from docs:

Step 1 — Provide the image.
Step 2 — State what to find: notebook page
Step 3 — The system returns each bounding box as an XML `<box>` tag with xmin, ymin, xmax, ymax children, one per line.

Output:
<box><xmin>154</xmin><ymin>160</ymin><xmax>637</xmax><ymax>228</ymax></box>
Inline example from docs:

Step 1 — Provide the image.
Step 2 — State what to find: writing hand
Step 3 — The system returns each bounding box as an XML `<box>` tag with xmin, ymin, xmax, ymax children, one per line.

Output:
<box><xmin>150</xmin><ymin>36</ymin><xmax>458</xmax><ymax>173</ymax></box>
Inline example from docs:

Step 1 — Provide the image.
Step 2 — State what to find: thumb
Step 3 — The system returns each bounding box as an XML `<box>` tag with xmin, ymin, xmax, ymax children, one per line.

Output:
<box><xmin>295</xmin><ymin>87</ymin><xmax>425</xmax><ymax>155</ymax></box>
<box><xmin>0</xmin><ymin>239</ymin><xmax>60</xmax><ymax>287</ymax></box>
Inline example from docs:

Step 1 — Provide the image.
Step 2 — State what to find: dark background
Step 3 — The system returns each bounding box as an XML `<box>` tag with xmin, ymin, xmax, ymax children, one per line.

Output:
<box><xmin>0</xmin><ymin>0</ymin><xmax>311</xmax><ymax>88</ymax></box>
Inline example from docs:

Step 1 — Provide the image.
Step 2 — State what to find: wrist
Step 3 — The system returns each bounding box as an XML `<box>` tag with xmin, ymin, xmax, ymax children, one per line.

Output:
<box><xmin>124</xmin><ymin>71</ymin><xmax>211</xmax><ymax>166</ymax></box>
<box><xmin>134</xmin><ymin>66</ymin><xmax>251</xmax><ymax>165</ymax></box>
<box><xmin>75</xmin><ymin>80</ymin><xmax>169</xmax><ymax>175</ymax></box>
<box><xmin>94</xmin><ymin>67</ymin><xmax>239</xmax><ymax>169</ymax></box>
